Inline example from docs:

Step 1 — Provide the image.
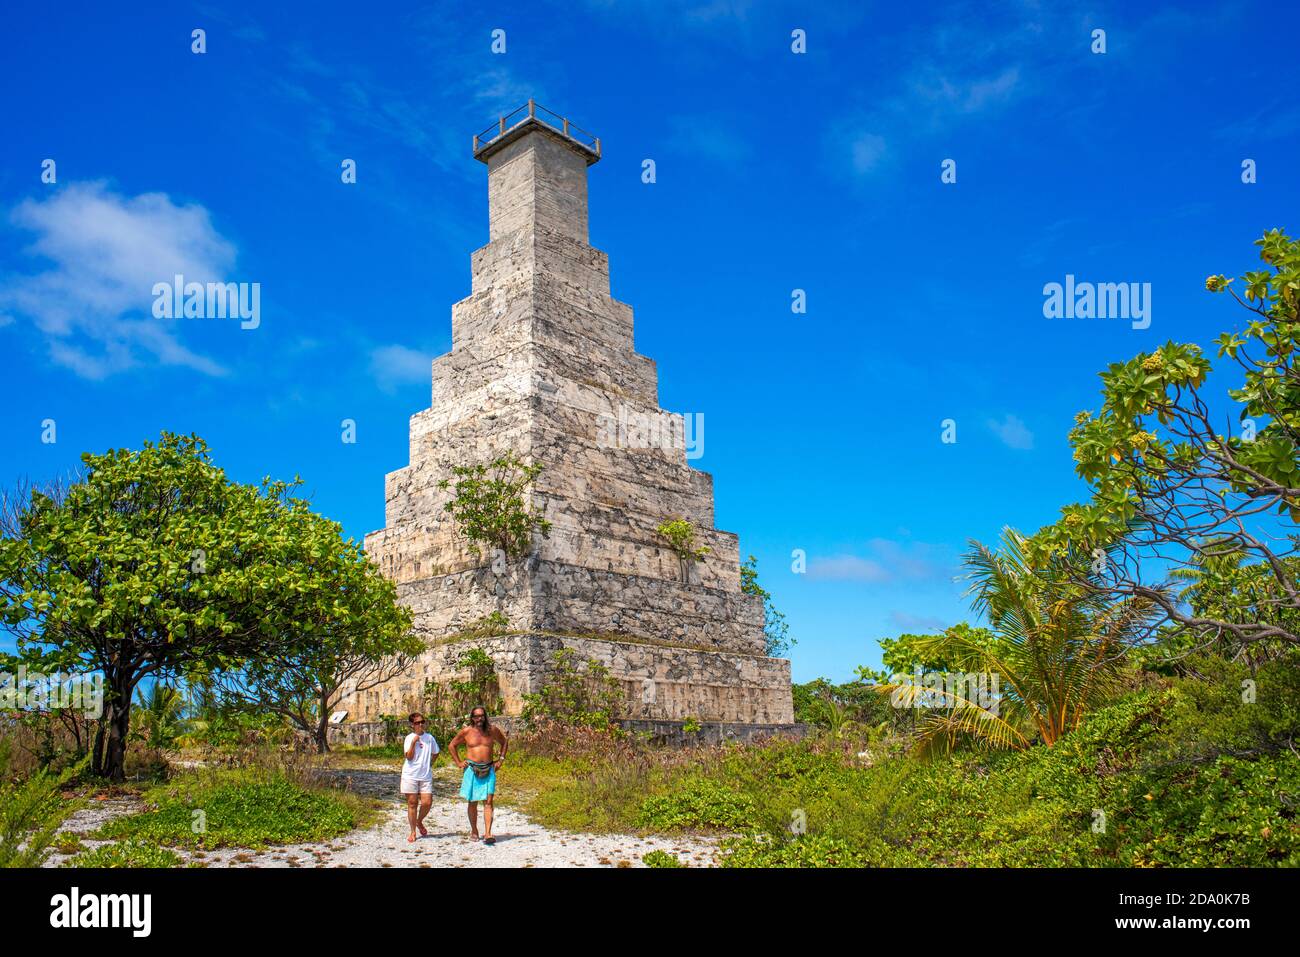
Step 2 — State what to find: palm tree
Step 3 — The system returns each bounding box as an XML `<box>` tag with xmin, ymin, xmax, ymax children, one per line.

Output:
<box><xmin>883</xmin><ymin>528</ymin><xmax>1155</xmax><ymax>754</ymax></box>
<box><xmin>133</xmin><ymin>682</ymin><xmax>185</xmax><ymax>750</ymax></box>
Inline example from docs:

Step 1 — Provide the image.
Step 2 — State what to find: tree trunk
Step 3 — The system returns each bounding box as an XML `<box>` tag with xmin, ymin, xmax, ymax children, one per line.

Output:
<box><xmin>91</xmin><ymin>719</ymin><xmax>106</xmax><ymax>777</ymax></box>
<box><xmin>316</xmin><ymin>693</ymin><xmax>331</xmax><ymax>754</ymax></box>
<box><xmin>101</xmin><ymin>676</ymin><xmax>135</xmax><ymax>782</ymax></box>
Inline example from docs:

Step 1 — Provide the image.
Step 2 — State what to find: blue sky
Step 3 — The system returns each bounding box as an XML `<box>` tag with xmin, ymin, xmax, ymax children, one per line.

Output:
<box><xmin>1</xmin><ymin>1</ymin><xmax>1295</xmax><ymax>682</ymax></box>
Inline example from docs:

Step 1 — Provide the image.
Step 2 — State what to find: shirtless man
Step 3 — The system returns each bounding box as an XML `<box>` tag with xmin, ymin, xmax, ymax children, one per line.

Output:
<box><xmin>446</xmin><ymin>706</ymin><xmax>508</xmax><ymax>844</ymax></box>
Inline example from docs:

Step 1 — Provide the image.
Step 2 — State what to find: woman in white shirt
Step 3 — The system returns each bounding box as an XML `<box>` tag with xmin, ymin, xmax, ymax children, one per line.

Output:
<box><xmin>401</xmin><ymin>712</ymin><xmax>440</xmax><ymax>842</ymax></box>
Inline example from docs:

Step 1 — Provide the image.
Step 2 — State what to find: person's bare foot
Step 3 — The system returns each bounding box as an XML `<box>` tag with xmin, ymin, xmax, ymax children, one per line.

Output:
<box><xmin>468</xmin><ymin>832</ymin><xmax>480</xmax><ymax>842</ymax></box>
<box><xmin>407</xmin><ymin>831</ymin><xmax>417</xmax><ymax>844</ymax></box>
<box><xmin>417</xmin><ymin>822</ymin><xmax>428</xmax><ymax>837</ymax></box>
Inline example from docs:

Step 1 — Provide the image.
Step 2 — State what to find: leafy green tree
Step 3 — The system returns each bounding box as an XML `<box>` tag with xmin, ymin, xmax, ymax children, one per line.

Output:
<box><xmin>877</xmin><ymin>623</ymin><xmax>996</xmax><ymax>676</ymax></box>
<box><xmin>1164</xmin><ymin>549</ymin><xmax>1300</xmax><ymax>665</ymax></box>
<box><xmin>793</xmin><ymin>677</ymin><xmax>896</xmax><ymax>734</ymax></box>
<box><xmin>0</xmin><ymin>432</ymin><xmax>413</xmax><ymax>778</ymax></box>
<box><xmin>740</xmin><ymin>555</ymin><xmax>793</xmax><ymax>657</ymax></box>
<box><xmin>438</xmin><ymin>453</ymin><xmax>551</xmax><ymax>560</ymax></box>
<box><xmin>1038</xmin><ymin>229</ymin><xmax>1300</xmax><ymax>648</ymax></box>
<box><xmin>210</xmin><ymin>578</ymin><xmax>419</xmax><ymax>754</ymax></box>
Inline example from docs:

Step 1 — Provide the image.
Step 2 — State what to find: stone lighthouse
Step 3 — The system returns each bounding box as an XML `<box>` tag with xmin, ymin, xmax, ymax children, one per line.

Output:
<box><xmin>347</xmin><ymin>103</ymin><xmax>794</xmax><ymax>736</ymax></box>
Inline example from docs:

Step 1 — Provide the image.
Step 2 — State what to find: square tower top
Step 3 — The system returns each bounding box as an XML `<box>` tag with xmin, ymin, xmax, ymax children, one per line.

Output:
<box><xmin>473</xmin><ymin>100</ymin><xmax>601</xmax><ymax>165</ymax></box>
<box><xmin>473</xmin><ymin>101</ymin><xmax>601</xmax><ymax>244</ymax></box>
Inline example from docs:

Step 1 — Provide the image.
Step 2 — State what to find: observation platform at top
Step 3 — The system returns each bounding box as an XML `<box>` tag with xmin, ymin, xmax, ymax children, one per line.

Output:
<box><xmin>473</xmin><ymin>99</ymin><xmax>601</xmax><ymax>165</ymax></box>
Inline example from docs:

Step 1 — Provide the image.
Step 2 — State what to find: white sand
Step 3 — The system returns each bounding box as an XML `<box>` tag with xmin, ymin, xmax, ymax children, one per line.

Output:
<box><xmin>44</xmin><ymin>763</ymin><xmax>717</xmax><ymax>869</ymax></box>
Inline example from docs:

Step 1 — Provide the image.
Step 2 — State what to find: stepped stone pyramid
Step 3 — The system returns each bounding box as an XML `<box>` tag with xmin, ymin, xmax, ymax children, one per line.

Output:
<box><xmin>345</xmin><ymin>104</ymin><xmax>794</xmax><ymax>734</ymax></box>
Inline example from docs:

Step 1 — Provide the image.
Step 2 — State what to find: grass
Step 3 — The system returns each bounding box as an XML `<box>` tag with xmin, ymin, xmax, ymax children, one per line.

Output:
<box><xmin>327</xmin><ymin>744</ymin><xmax>404</xmax><ymax>769</ymax></box>
<box><xmin>96</xmin><ymin>766</ymin><xmax>381</xmax><ymax>850</ymax></box>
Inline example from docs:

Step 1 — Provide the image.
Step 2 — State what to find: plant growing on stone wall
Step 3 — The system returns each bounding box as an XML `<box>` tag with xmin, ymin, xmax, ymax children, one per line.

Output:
<box><xmin>420</xmin><ymin>646</ymin><xmax>504</xmax><ymax>746</ymax></box>
<box><xmin>452</xmin><ymin>612</ymin><xmax>511</xmax><ymax>641</ymax></box>
<box><xmin>657</xmin><ymin>518</ymin><xmax>709</xmax><ymax>581</ymax></box>
<box><xmin>520</xmin><ymin>648</ymin><xmax>625</xmax><ymax>732</ymax></box>
<box><xmin>741</xmin><ymin>555</ymin><xmax>794</xmax><ymax>658</ymax></box>
<box><xmin>438</xmin><ymin>453</ymin><xmax>551</xmax><ymax>561</ymax></box>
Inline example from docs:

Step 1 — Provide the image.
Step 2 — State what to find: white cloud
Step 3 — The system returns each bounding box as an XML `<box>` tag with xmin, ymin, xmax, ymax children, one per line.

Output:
<box><xmin>1</xmin><ymin>182</ymin><xmax>237</xmax><ymax>379</ymax></box>
<box><xmin>987</xmin><ymin>413</ymin><xmax>1034</xmax><ymax>450</ymax></box>
<box><xmin>808</xmin><ymin>538</ymin><xmax>947</xmax><ymax>584</ymax></box>
<box><xmin>850</xmin><ymin>133</ymin><xmax>888</xmax><ymax>175</ymax></box>
<box><xmin>918</xmin><ymin>66</ymin><xmax>1021</xmax><ymax>115</ymax></box>
<box><xmin>808</xmin><ymin>554</ymin><xmax>892</xmax><ymax>583</ymax></box>
<box><xmin>889</xmin><ymin>610</ymin><xmax>948</xmax><ymax>632</ymax></box>
<box><xmin>369</xmin><ymin>344</ymin><xmax>431</xmax><ymax>393</ymax></box>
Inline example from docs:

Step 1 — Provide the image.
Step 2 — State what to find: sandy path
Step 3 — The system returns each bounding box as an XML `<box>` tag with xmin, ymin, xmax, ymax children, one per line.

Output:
<box><xmin>45</xmin><ymin>764</ymin><xmax>717</xmax><ymax>869</ymax></box>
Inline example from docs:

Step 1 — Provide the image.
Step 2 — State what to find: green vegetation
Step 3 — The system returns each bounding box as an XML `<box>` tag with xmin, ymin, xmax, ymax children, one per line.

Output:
<box><xmin>521</xmin><ymin>648</ymin><xmax>624</xmax><ymax>732</ymax></box>
<box><xmin>740</xmin><ymin>555</ymin><xmax>793</xmax><ymax>658</ymax></box>
<box><xmin>438</xmin><ymin>452</ymin><xmax>551</xmax><ymax>559</ymax></box>
<box><xmin>641</xmin><ymin>849</ymin><xmax>685</xmax><ymax>868</ymax></box>
<box><xmin>132</xmin><ymin>683</ymin><xmax>186</xmax><ymax>750</ymax></box>
<box><xmin>0</xmin><ymin>756</ymin><xmax>84</xmax><ymax>868</ymax></box>
<box><xmin>637</xmin><ymin>779</ymin><xmax>757</xmax><ymax>831</ymax></box>
<box><xmin>97</xmin><ymin>768</ymin><xmax>374</xmax><ymax>850</ymax></box>
<box><xmin>0</xmin><ymin>432</ymin><xmax>416</xmax><ymax>777</ymax></box>
<box><xmin>508</xmin><ymin>656</ymin><xmax>1300</xmax><ymax>866</ymax></box>
<box><xmin>64</xmin><ymin>841</ymin><xmax>185</xmax><ymax>869</ymax></box>
<box><xmin>878</xmin><ymin>530</ymin><xmax>1158</xmax><ymax>754</ymax></box>
<box><xmin>656</xmin><ymin>518</ymin><xmax>709</xmax><ymax>567</ymax></box>
<box><xmin>1036</xmin><ymin>228</ymin><xmax>1300</xmax><ymax>650</ymax></box>
<box><xmin>335</xmin><ymin>743</ymin><xmax>403</xmax><ymax>761</ymax></box>
<box><xmin>419</xmin><ymin>644</ymin><xmax>505</xmax><ymax>746</ymax></box>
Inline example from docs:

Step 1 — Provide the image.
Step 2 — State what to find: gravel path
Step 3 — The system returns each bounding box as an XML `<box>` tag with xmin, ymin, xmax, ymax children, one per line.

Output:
<box><xmin>45</xmin><ymin>764</ymin><xmax>717</xmax><ymax>869</ymax></box>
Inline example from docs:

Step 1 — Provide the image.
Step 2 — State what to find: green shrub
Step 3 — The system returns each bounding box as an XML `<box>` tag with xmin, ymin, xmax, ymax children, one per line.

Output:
<box><xmin>64</xmin><ymin>841</ymin><xmax>184</xmax><ymax>869</ymax></box>
<box><xmin>637</xmin><ymin>779</ymin><xmax>757</xmax><ymax>832</ymax></box>
<box><xmin>721</xmin><ymin>833</ymin><xmax>869</xmax><ymax>868</ymax></box>
<box><xmin>438</xmin><ymin>453</ymin><xmax>551</xmax><ymax>559</ymax></box>
<box><xmin>521</xmin><ymin>648</ymin><xmax>625</xmax><ymax>732</ymax></box>
<box><xmin>641</xmin><ymin>849</ymin><xmax>685</xmax><ymax>868</ymax></box>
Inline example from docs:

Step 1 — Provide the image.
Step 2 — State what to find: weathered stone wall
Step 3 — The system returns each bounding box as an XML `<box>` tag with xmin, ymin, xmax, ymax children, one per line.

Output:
<box><xmin>330</xmin><ymin>716</ymin><xmax>806</xmax><ymax>749</ymax></box>
<box><xmin>341</xmin><ymin>633</ymin><xmax>792</xmax><ymax>726</ymax></box>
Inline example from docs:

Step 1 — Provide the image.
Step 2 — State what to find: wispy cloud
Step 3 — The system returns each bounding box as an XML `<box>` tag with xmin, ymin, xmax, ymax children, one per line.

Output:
<box><xmin>829</xmin><ymin>8</ymin><xmax>1052</xmax><ymax>179</ymax></box>
<box><xmin>849</xmin><ymin>132</ymin><xmax>888</xmax><ymax>175</ymax></box>
<box><xmin>888</xmin><ymin>610</ymin><xmax>948</xmax><ymax>632</ymax></box>
<box><xmin>987</xmin><ymin>413</ymin><xmax>1034</xmax><ymax>450</ymax></box>
<box><xmin>1</xmin><ymin>182</ymin><xmax>237</xmax><ymax>379</ymax></box>
<box><xmin>369</xmin><ymin>344</ymin><xmax>432</xmax><ymax>393</ymax></box>
<box><xmin>808</xmin><ymin>538</ymin><xmax>948</xmax><ymax>584</ymax></box>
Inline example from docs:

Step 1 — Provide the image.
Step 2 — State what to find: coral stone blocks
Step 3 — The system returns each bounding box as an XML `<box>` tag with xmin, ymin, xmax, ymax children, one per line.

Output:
<box><xmin>348</xmin><ymin>111</ymin><xmax>793</xmax><ymax>729</ymax></box>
